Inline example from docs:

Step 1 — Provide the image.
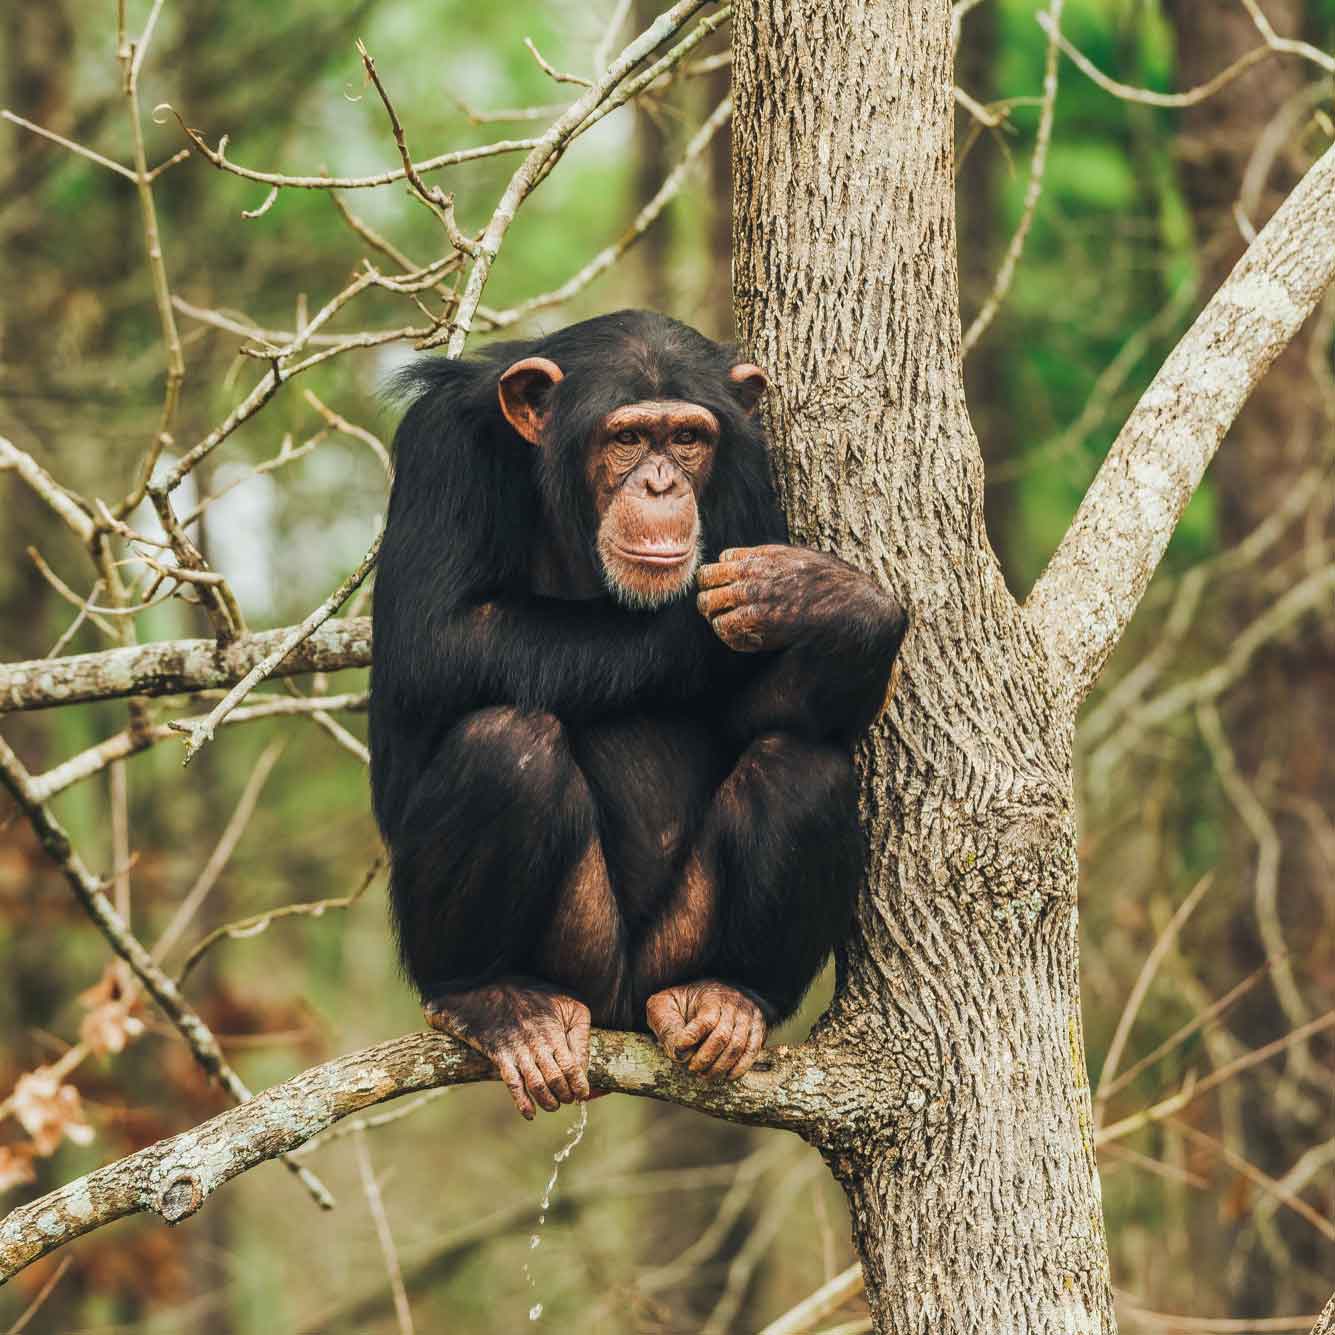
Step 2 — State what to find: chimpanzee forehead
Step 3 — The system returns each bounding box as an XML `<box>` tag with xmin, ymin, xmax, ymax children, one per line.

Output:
<box><xmin>602</xmin><ymin>401</ymin><xmax>720</xmax><ymax>435</ymax></box>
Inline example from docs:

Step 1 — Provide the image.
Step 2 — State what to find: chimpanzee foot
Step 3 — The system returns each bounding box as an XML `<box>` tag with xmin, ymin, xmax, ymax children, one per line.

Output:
<box><xmin>645</xmin><ymin>980</ymin><xmax>767</xmax><ymax>1082</ymax></box>
<box><xmin>425</xmin><ymin>980</ymin><xmax>591</xmax><ymax>1120</ymax></box>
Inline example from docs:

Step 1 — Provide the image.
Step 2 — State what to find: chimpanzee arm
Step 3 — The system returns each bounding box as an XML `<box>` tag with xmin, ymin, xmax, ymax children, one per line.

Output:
<box><xmin>376</xmin><ymin>583</ymin><xmax>721</xmax><ymax>724</ymax></box>
<box><xmin>695</xmin><ymin>544</ymin><xmax>907</xmax><ymax>743</ymax></box>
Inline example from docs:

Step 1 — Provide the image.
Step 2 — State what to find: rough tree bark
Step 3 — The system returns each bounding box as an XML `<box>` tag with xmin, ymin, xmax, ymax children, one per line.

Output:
<box><xmin>731</xmin><ymin>4</ymin><xmax>1110</xmax><ymax>1328</ymax></box>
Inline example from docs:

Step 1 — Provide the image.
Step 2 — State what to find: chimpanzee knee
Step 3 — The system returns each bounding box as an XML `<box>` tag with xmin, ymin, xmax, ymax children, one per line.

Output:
<box><xmin>391</xmin><ymin>707</ymin><xmax>597</xmax><ymax>1000</ymax></box>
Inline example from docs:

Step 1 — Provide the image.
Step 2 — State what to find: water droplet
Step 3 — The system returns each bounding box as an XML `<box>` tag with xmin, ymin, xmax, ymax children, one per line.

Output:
<box><xmin>516</xmin><ymin>1103</ymin><xmax>589</xmax><ymax>1325</ymax></box>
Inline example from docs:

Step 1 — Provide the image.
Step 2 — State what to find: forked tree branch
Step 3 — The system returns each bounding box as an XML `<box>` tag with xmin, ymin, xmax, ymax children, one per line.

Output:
<box><xmin>0</xmin><ymin>618</ymin><xmax>371</xmax><ymax>713</ymax></box>
<box><xmin>1026</xmin><ymin>140</ymin><xmax>1335</xmax><ymax>697</ymax></box>
<box><xmin>0</xmin><ymin>1031</ymin><xmax>832</xmax><ymax>1284</ymax></box>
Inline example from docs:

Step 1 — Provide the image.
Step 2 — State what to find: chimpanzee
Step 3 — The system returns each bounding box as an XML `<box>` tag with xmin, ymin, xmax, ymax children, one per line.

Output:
<box><xmin>370</xmin><ymin>310</ymin><xmax>905</xmax><ymax>1119</ymax></box>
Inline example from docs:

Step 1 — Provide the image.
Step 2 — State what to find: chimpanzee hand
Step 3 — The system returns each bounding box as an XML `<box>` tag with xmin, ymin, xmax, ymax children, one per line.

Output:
<box><xmin>696</xmin><ymin>544</ymin><xmax>899</xmax><ymax>654</ymax></box>
<box><xmin>425</xmin><ymin>980</ymin><xmax>591</xmax><ymax>1120</ymax></box>
<box><xmin>645</xmin><ymin>980</ymin><xmax>767</xmax><ymax>1081</ymax></box>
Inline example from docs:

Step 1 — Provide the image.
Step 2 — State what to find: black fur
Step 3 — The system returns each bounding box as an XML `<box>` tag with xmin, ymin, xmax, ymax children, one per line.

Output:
<box><xmin>370</xmin><ymin>310</ymin><xmax>893</xmax><ymax>1028</ymax></box>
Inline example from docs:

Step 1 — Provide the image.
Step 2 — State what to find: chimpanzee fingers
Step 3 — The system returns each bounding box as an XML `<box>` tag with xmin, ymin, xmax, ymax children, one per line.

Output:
<box><xmin>710</xmin><ymin>608</ymin><xmax>765</xmax><ymax>652</ymax></box>
<box><xmin>688</xmin><ymin>1013</ymin><xmax>736</xmax><ymax>1075</ymax></box>
<box><xmin>536</xmin><ymin>1047</ymin><xmax>573</xmax><ymax>1104</ymax></box>
<box><xmin>696</xmin><ymin>560</ymin><xmax>747</xmax><ymax>591</ymax></box>
<box><xmin>515</xmin><ymin>1050</ymin><xmax>559</xmax><ymax>1113</ymax></box>
<box><xmin>729</xmin><ymin>1013</ymin><xmax>767</xmax><ymax>1081</ymax></box>
<box><xmin>696</xmin><ymin>583</ymin><xmax>745</xmax><ymax>619</ymax></box>
<box><xmin>677</xmin><ymin>1007</ymin><xmax>721</xmax><ymax>1049</ymax></box>
<box><xmin>563</xmin><ymin>1025</ymin><xmax>591</xmax><ymax>1101</ymax></box>
<box><xmin>495</xmin><ymin>1052</ymin><xmax>535</xmax><ymax>1120</ymax></box>
<box><xmin>706</xmin><ymin>1013</ymin><xmax>755</xmax><ymax>1080</ymax></box>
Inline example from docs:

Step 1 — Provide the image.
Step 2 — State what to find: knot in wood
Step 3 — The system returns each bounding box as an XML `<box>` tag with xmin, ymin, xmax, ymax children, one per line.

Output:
<box><xmin>158</xmin><ymin>1176</ymin><xmax>203</xmax><ymax>1223</ymax></box>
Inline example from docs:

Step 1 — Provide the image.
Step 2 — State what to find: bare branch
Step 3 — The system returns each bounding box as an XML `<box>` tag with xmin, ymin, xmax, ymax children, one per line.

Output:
<box><xmin>168</xmin><ymin>531</ymin><xmax>380</xmax><ymax>763</ymax></box>
<box><xmin>0</xmin><ymin>737</ymin><xmax>333</xmax><ymax>1210</ymax></box>
<box><xmin>0</xmin><ymin>1030</ymin><xmax>834</xmax><ymax>1283</ymax></box>
<box><xmin>161</xmin><ymin>102</ymin><xmax>541</xmax><ymax>190</ymax></box>
<box><xmin>436</xmin><ymin>0</ymin><xmax>716</xmax><ymax>355</ymax></box>
<box><xmin>0</xmin><ymin>618</ymin><xmax>371</xmax><ymax>714</ymax></box>
<box><xmin>486</xmin><ymin>97</ymin><xmax>733</xmax><ymax>331</ymax></box>
<box><xmin>1026</xmin><ymin>141</ymin><xmax>1335</xmax><ymax>696</ymax></box>
<box><xmin>0</xmin><ymin>110</ymin><xmax>136</xmax><ymax>181</ymax></box>
<box><xmin>757</xmin><ymin>1263</ymin><xmax>864</xmax><ymax>1335</ymax></box>
<box><xmin>961</xmin><ymin>0</ymin><xmax>1062</xmax><ymax>356</ymax></box>
<box><xmin>0</xmin><ymin>437</ymin><xmax>94</xmax><ymax>543</ymax></box>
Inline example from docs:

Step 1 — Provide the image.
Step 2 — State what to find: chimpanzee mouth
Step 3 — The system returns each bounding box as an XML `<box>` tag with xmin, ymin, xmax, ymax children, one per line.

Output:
<box><xmin>608</xmin><ymin>544</ymin><xmax>694</xmax><ymax>566</ymax></box>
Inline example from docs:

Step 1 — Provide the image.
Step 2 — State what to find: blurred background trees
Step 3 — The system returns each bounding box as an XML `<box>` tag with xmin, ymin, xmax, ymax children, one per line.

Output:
<box><xmin>1</xmin><ymin>1</ymin><xmax>1333</xmax><ymax>1330</ymax></box>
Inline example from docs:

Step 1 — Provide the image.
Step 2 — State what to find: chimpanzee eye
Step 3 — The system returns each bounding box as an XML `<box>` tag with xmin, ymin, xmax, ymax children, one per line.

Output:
<box><xmin>673</xmin><ymin>428</ymin><xmax>698</xmax><ymax>445</ymax></box>
<box><xmin>615</xmin><ymin>428</ymin><xmax>639</xmax><ymax>445</ymax></box>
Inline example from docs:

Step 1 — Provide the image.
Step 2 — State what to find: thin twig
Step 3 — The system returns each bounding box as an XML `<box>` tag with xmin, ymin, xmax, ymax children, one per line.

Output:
<box><xmin>961</xmin><ymin>0</ymin><xmax>1063</xmax><ymax>355</ymax></box>
<box><xmin>168</xmin><ymin>531</ymin><xmax>381</xmax><ymax>763</ymax></box>
<box><xmin>353</xmin><ymin>1128</ymin><xmax>415</xmax><ymax>1335</ymax></box>
<box><xmin>0</xmin><ymin>736</ymin><xmax>334</xmax><ymax>1210</ymax></box>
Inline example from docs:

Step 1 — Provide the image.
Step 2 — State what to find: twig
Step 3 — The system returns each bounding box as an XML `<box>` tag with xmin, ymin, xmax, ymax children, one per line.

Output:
<box><xmin>178</xmin><ymin>854</ymin><xmax>383</xmax><ymax>983</ymax></box>
<box><xmin>486</xmin><ymin>97</ymin><xmax>733</xmax><ymax>330</ymax></box>
<box><xmin>757</xmin><ymin>1263</ymin><xmax>865</xmax><ymax>1335</ymax></box>
<box><xmin>4</xmin><ymin>1256</ymin><xmax>73</xmax><ymax>1335</ymax></box>
<box><xmin>0</xmin><ymin>110</ymin><xmax>136</xmax><ymax>181</ymax></box>
<box><xmin>0</xmin><ymin>736</ymin><xmax>333</xmax><ymax>1211</ymax></box>
<box><xmin>433</xmin><ymin>0</ymin><xmax>716</xmax><ymax>355</ymax></box>
<box><xmin>1094</xmin><ymin>874</ymin><xmax>1213</xmax><ymax>1122</ymax></box>
<box><xmin>353</xmin><ymin>1128</ymin><xmax>415</xmax><ymax>1335</ymax></box>
<box><xmin>162</xmin><ymin>102</ymin><xmax>541</xmax><ymax>190</ymax></box>
<box><xmin>961</xmin><ymin>0</ymin><xmax>1062</xmax><ymax>356</ymax></box>
<box><xmin>1169</xmin><ymin>1118</ymin><xmax>1335</xmax><ymax>1244</ymax></box>
<box><xmin>1098</xmin><ymin>959</ymin><xmax>1274</xmax><ymax>1101</ymax></box>
<box><xmin>0</xmin><ymin>437</ymin><xmax>94</xmax><ymax>543</ymax></box>
<box><xmin>1196</xmin><ymin>703</ymin><xmax>1314</xmax><ymax>1077</ymax></box>
<box><xmin>1040</xmin><ymin>13</ymin><xmax>1273</xmax><ymax>108</ymax></box>
<box><xmin>524</xmin><ymin>36</ymin><xmax>593</xmax><ymax>87</ymax></box>
<box><xmin>1095</xmin><ymin>1009</ymin><xmax>1335</xmax><ymax>1146</ymax></box>
<box><xmin>302</xmin><ymin>389</ymin><xmax>391</xmax><ymax>472</ymax></box>
<box><xmin>168</xmin><ymin>531</ymin><xmax>381</xmax><ymax>763</ymax></box>
<box><xmin>701</xmin><ymin>1158</ymin><xmax>826</xmax><ymax>1335</ymax></box>
<box><xmin>153</xmin><ymin>741</ymin><xmax>285</xmax><ymax>962</ymax></box>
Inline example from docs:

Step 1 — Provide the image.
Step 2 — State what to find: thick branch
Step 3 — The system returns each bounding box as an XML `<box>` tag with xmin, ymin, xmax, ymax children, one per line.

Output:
<box><xmin>0</xmin><ymin>1030</ymin><xmax>830</xmax><ymax>1283</ymax></box>
<box><xmin>1026</xmin><ymin>141</ymin><xmax>1335</xmax><ymax>696</ymax></box>
<box><xmin>0</xmin><ymin>618</ymin><xmax>370</xmax><ymax>713</ymax></box>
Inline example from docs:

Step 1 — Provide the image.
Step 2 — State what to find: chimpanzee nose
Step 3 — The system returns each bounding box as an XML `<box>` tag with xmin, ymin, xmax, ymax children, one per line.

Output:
<box><xmin>643</xmin><ymin>458</ymin><xmax>679</xmax><ymax>496</ymax></box>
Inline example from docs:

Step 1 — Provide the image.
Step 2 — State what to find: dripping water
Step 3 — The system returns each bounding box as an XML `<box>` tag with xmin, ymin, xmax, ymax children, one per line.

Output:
<box><xmin>522</xmin><ymin>1100</ymin><xmax>589</xmax><ymax>1323</ymax></box>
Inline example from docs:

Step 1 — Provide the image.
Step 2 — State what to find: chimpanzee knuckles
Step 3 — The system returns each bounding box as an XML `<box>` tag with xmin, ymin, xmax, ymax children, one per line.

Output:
<box><xmin>498</xmin><ymin>356</ymin><xmax>565</xmax><ymax>444</ymax></box>
<box><xmin>728</xmin><ymin>362</ymin><xmax>768</xmax><ymax>414</ymax></box>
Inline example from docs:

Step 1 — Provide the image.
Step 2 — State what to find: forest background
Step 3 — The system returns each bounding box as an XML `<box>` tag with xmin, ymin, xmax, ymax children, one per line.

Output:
<box><xmin>2</xmin><ymin>1</ymin><xmax>1334</xmax><ymax>1331</ymax></box>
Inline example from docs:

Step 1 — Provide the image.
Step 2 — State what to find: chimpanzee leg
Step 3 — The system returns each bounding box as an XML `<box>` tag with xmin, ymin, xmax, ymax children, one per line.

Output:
<box><xmin>643</xmin><ymin>732</ymin><xmax>862</xmax><ymax>1078</ymax></box>
<box><xmin>390</xmin><ymin>706</ymin><xmax>626</xmax><ymax>1117</ymax></box>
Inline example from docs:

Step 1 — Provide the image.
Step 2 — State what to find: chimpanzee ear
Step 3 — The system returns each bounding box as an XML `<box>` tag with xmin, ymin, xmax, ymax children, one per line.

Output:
<box><xmin>498</xmin><ymin>356</ymin><xmax>565</xmax><ymax>445</ymax></box>
<box><xmin>728</xmin><ymin>363</ymin><xmax>769</xmax><ymax>415</ymax></box>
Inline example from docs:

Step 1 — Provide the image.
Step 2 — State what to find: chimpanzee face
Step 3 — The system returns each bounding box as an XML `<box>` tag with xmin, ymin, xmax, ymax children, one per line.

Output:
<box><xmin>585</xmin><ymin>399</ymin><xmax>718</xmax><ymax>606</ymax></box>
<box><xmin>497</xmin><ymin>356</ymin><xmax>766</xmax><ymax>609</ymax></box>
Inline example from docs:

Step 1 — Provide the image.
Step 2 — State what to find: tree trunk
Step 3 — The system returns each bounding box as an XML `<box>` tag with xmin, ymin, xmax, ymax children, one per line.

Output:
<box><xmin>731</xmin><ymin>3</ymin><xmax>1114</xmax><ymax>1330</ymax></box>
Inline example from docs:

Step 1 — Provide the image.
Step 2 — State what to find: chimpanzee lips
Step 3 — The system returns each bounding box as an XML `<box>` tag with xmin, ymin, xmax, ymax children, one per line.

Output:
<box><xmin>610</xmin><ymin>544</ymin><xmax>693</xmax><ymax>565</ymax></box>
